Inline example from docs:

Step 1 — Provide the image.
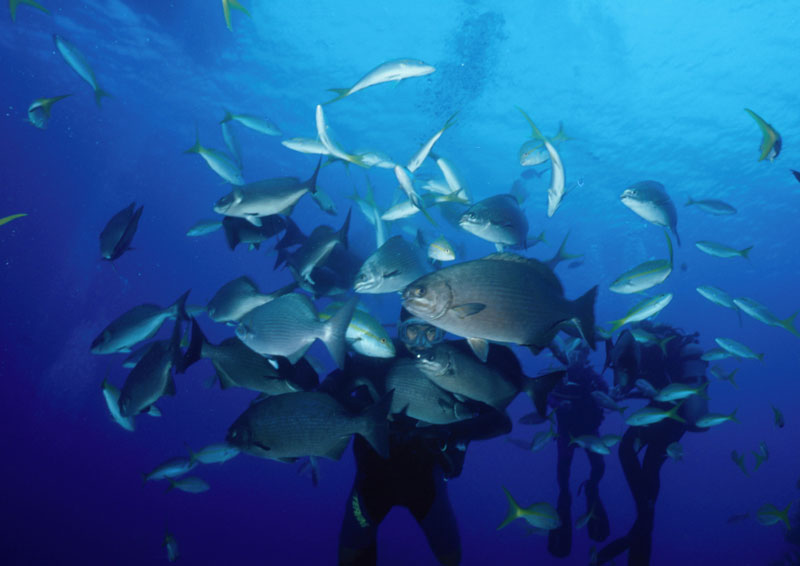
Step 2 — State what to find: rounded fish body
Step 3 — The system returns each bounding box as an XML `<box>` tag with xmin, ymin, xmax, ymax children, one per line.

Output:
<box><xmin>403</xmin><ymin>254</ymin><xmax>596</xmax><ymax>352</ymax></box>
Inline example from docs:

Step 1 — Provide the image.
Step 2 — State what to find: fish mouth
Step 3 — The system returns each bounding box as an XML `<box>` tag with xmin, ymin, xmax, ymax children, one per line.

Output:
<box><xmin>353</xmin><ymin>279</ymin><xmax>374</xmax><ymax>293</ymax></box>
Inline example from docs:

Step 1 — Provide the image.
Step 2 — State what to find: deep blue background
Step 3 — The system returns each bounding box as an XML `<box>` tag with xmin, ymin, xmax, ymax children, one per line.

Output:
<box><xmin>1</xmin><ymin>1</ymin><xmax>799</xmax><ymax>564</ymax></box>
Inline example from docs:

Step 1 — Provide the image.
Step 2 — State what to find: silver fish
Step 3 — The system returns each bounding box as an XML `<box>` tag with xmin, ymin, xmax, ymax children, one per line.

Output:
<box><xmin>417</xmin><ymin>343</ymin><xmax>561</xmax><ymax>413</ymax></box>
<box><xmin>118</xmin><ymin>319</ymin><xmax>184</xmax><ymax>417</ymax></box>
<box><xmin>684</xmin><ymin>197</ymin><xmax>737</xmax><ymax>215</ymax></box>
<box><xmin>143</xmin><ymin>457</ymin><xmax>198</xmax><ymax>482</ymax></box>
<box><xmin>286</xmin><ymin>210</ymin><xmax>351</xmax><ymax>285</ymax></box>
<box><xmin>185</xmin><ymin>319</ymin><xmax>319</xmax><ymax>395</ymax></box>
<box><xmin>325</xmin><ymin>58</ymin><xmax>435</xmax><ymax>103</ymax></box>
<box><xmin>402</xmin><ymin>253</ymin><xmax>597</xmax><ymax>361</ymax></box>
<box><xmin>226</xmin><ymin>391</ymin><xmax>392</xmax><ymax>460</ymax></box>
<box><xmin>379</xmin><ymin>359</ymin><xmax>472</xmax><ymax>425</ymax></box>
<box><xmin>620</xmin><ymin>181</ymin><xmax>680</xmax><ymax>245</ymax></box>
<box><xmin>354</xmin><ymin>235</ymin><xmax>430</xmax><ymax>294</ymax></box>
<box><xmin>101</xmin><ymin>379</ymin><xmax>135</xmax><ymax>432</ymax></box>
<box><xmin>52</xmin><ymin>35</ymin><xmax>110</xmax><ymax>106</ymax></box>
<box><xmin>90</xmin><ymin>291</ymin><xmax>189</xmax><ymax>355</ymax></box>
<box><xmin>236</xmin><ymin>294</ymin><xmax>358</xmax><ymax>369</ymax></box>
<box><xmin>207</xmin><ymin>276</ymin><xmax>297</xmax><ymax>324</ymax></box>
<box><xmin>186</xmin><ymin>219</ymin><xmax>223</xmax><ymax>237</ymax></box>
<box><xmin>213</xmin><ymin>160</ymin><xmax>321</xmax><ymax>224</ymax></box>
<box><xmin>99</xmin><ymin>202</ymin><xmax>143</xmax><ymax>262</ymax></box>
<box><xmin>27</xmin><ymin>94</ymin><xmax>70</xmax><ymax>129</ymax></box>
<box><xmin>459</xmin><ymin>194</ymin><xmax>528</xmax><ymax>250</ymax></box>
<box><xmin>187</xmin><ymin>443</ymin><xmax>240</xmax><ymax>465</ymax></box>
<box><xmin>221</xmin><ymin>109</ymin><xmax>281</xmax><ymax>136</ymax></box>
<box><xmin>167</xmin><ymin>476</ymin><xmax>210</xmax><ymax>494</ymax></box>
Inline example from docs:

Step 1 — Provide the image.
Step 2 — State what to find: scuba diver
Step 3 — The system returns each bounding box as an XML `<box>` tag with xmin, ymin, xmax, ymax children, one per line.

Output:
<box><xmin>546</xmin><ymin>339</ymin><xmax>611</xmax><ymax>558</ymax></box>
<box><xmin>594</xmin><ymin>322</ymin><xmax>709</xmax><ymax>566</ymax></box>
<box><xmin>320</xmin><ymin>308</ymin><xmax>532</xmax><ymax>566</ymax></box>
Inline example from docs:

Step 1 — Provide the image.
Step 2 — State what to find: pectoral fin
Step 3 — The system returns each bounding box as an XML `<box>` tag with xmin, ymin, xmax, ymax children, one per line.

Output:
<box><xmin>466</xmin><ymin>337</ymin><xmax>489</xmax><ymax>362</ymax></box>
<box><xmin>451</xmin><ymin>303</ymin><xmax>486</xmax><ymax>318</ymax></box>
<box><xmin>244</xmin><ymin>215</ymin><xmax>262</xmax><ymax>227</ymax></box>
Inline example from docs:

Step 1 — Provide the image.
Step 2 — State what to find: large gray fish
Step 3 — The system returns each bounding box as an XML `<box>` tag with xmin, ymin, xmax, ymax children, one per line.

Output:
<box><xmin>354</xmin><ymin>235</ymin><xmax>430</xmax><ymax>294</ymax></box>
<box><xmin>286</xmin><ymin>209</ymin><xmax>351</xmax><ymax>285</ymax></box>
<box><xmin>91</xmin><ymin>290</ymin><xmax>189</xmax><ymax>354</ymax></box>
<box><xmin>213</xmin><ymin>160</ymin><xmax>321</xmax><ymax>225</ymax></box>
<box><xmin>52</xmin><ymin>35</ymin><xmax>110</xmax><ymax>107</ymax></box>
<box><xmin>370</xmin><ymin>358</ymin><xmax>473</xmax><ymax>425</ymax></box>
<box><xmin>118</xmin><ymin>318</ymin><xmax>184</xmax><ymax>418</ymax></box>
<box><xmin>236</xmin><ymin>294</ymin><xmax>358</xmax><ymax>368</ymax></box>
<box><xmin>620</xmin><ymin>181</ymin><xmax>681</xmax><ymax>245</ymax></box>
<box><xmin>99</xmin><ymin>202</ymin><xmax>143</xmax><ymax>262</ymax></box>
<box><xmin>417</xmin><ymin>343</ymin><xmax>564</xmax><ymax>412</ymax></box>
<box><xmin>226</xmin><ymin>391</ymin><xmax>392</xmax><ymax>461</ymax></box>
<box><xmin>459</xmin><ymin>194</ymin><xmax>528</xmax><ymax>251</ymax></box>
<box><xmin>222</xmin><ymin>215</ymin><xmax>287</xmax><ymax>251</ymax></box>
<box><xmin>184</xmin><ymin>319</ymin><xmax>318</xmax><ymax>395</ymax></box>
<box><xmin>206</xmin><ymin>276</ymin><xmax>297</xmax><ymax>324</ymax></box>
<box><xmin>402</xmin><ymin>253</ymin><xmax>597</xmax><ymax>361</ymax></box>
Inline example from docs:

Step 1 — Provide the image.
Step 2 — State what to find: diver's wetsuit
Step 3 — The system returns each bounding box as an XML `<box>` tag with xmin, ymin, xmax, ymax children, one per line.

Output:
<box><xmin>547</xmin><ymin>362</ymin><xmax>611</xmax><ymax>558</ymax></box>
<box><xmin>596</xmin><ymin>324</ymin><xmax>708</xmax><ymax>566</ymax></box>
<box><xmin>322</xmin><ymin>341</ymin><xmax>518</xmax><ymax>566</ymax></box>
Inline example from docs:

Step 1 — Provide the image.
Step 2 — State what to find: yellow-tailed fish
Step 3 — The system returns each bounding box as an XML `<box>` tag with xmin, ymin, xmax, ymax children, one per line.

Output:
<box><xmin>53</xmin><ymin>35</ymin><xmax>110</xmax><ymax>107</ymax></box>
<box><xmin>221</xmin><ymin>109</ymin><xmax>280</xmax><ymax>136</ymax></box>
<box><xmin>406</xmin><ymin>112</ymin><xmax>458</xmax><ymax>173</ymax></box>
<box><xmin>10</xmin><ymin>0</ymin><xmax>48</xmax><ymax>22</ymax></box>
<box><xmin>0</xmin><ymin>213</ymin><xmax>27</xmax><ymax>227</ymax></box>
<box><xmin>315</xmin><ymin>105</ymin><xmax>366</xmax><ymax>167</ymax></box>
<box><xmin>222</xmin><ymin>0</ymin><xmax>250</xmax><ymax>31</ymax></box>
<box><xmin>744</xmin><ymin>108</ymin><xmax>781</xmax><ymax>162</ymax></box>
<box><xmin>610</xmin><ymin>230</ymin><xmax>673</xmax><ymax>294</ymax></box>
<box><xmin>27</xmin><ymin>94</ymin><xmax>70</xmax><ymax>129</ymax></box>
<box><xmin>516</xmin><ymin>107</ymin><xmax>566</xmax><ymax>217</ymax></box>
<box><xmin>497</xmin><ymin>487</ymin><xmax>560</xmax><ymax>531</ymax></box>
<box><xmin>714</xmin><ymin>337</ymin><xmax>764</xmax><ymax>362</ymax></box>
<box><xmin>732</xmin><ymin>297</ymin><xmax>799</xmax><ymax>338</ymax></box>
<box><xmin>695</xmin><ymin>240</ymin><xmax>752</xmax><ymax>259</ymax></box>
<box><xmin>325</xmin><ymin>58</ymin><xmax>435</xmax><ymax>104</ymax></box>
<box><xmin>184</xmin><ymin>126</ymin><xmax>244</xmax><ymax>185</ymax></box>
<box><xmin>608</xmin><ymin>293</ymin><xmax>673</xmax><ymax>332</ymax></box>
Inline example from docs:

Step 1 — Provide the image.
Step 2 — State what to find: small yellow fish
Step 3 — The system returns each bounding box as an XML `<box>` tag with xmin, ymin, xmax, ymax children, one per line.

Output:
<box><xmin>222</xmin><ymin>0</ymin><xmax>250</xmax><ymax>31</ymax></box>
<box><xmin>10</xmin><ymin>0</ymin><xmax>49</xmax><ymax>22</ymax></box>
<box><xmin>744</xmin><ymin>108</ymin><xmax>781</xmax><ymax>162</ymax></box>
<box><xmin>0</xmin><ymin>213</ymin><xmax>27</xmax><ymax>227</ymax></box>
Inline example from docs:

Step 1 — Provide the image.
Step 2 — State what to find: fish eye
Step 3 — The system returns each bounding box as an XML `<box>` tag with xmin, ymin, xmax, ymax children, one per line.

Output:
<box><xmin>414</xmin><ymin>286</ymin><xmax>426</xmax><ymax>297</ymax></box>
<box><xmin>468</xmin><ymin>212</ymin><xmax>476</xmax><ymax>219</ymax></box>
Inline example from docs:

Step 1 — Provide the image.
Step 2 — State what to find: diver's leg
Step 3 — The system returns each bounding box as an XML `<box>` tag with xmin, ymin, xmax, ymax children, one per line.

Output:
<box><xmin>627</xmin><ymin>425</ymin><xmax>684</xmax><ymax>566</ymax></box>
<box><xmin>585</xmin><ymin>450</ymin><xmax>610</xmax><ymax>542</ymax></box>
<box><xmin>339</xmin><ymin>484</ymin><xmax>388</xmax><ymax>566</ymax></box>
<box><xmin>595</xmin><ymin>427</ymin><xmax>641</xmax><ymax>564</ymax></box>
<box><xmin>548</xmin><ymin>432</ymin><xmax>575</xmax><ymax>557</ymax></box>
<box><xmin>415</xmin><ymin>469</ymin><xmax>461</xmax><ymax>566</ymax></box>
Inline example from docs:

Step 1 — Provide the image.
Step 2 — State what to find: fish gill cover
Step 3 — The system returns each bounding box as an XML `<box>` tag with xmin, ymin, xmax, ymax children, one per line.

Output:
<box><xmin>1</xmin><ymin>1</ymin><xmax>800</xmax><ymax>565</ymax></box>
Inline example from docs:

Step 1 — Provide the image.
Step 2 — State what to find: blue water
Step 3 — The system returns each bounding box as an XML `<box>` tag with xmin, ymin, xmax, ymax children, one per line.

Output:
<box><xmin>2</xmin><ymin>1</ymin><xmax>799</xmax><ymax>564</ymax></box>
